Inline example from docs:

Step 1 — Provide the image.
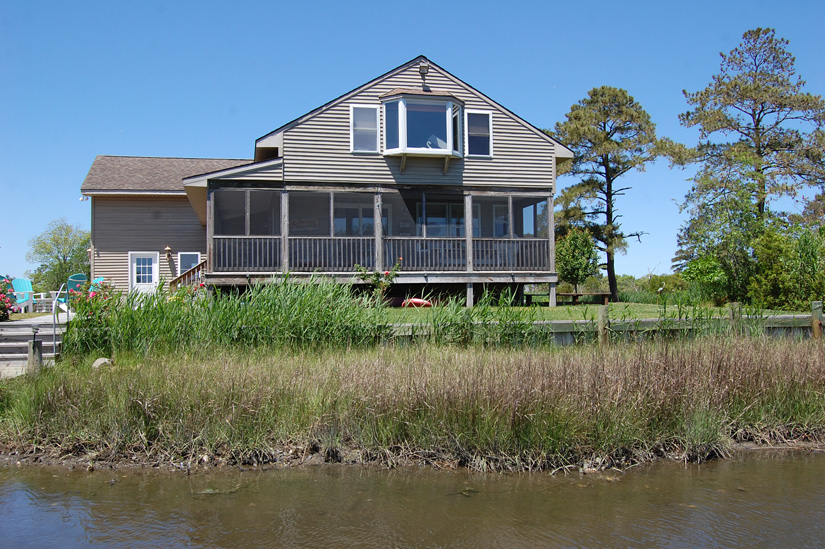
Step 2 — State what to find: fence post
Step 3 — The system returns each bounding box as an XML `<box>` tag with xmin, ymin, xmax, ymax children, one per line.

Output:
<box><xmin>813</xmin><ymin>301</ymin><xmax>823</xmax><ymax>340</ymax></box>
<box><xmin>597</xmin><ymin>305</ymin><xmax>609</xmax><ymax>345</ymax></box>
<box><xmin>728</xmin><ymin>302</ymin><xmax>742</xmax><ymax>335</ymax></box>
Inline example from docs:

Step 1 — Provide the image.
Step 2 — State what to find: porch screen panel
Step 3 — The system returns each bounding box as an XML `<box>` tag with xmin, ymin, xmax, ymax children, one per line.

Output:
<box><xmin>333</xmin><ymin>192</ymin><xmax>375</xmax><ymax>236</ymax></box>
<box><xmin>513</xmin><ymin>197</ymin><xmax>549</xmax><ymax>238</ymax></box>
<box><xmin>289</xmin><ymin>191</ymin><xmax>330</xmax><ymax>236</ymax></box>
<box><xmin>474</xmin><ymin>196</ymin><xmax>510</xmax><ymax>238</ymax></box>
<box><xmin>213</xmin><ymin>190</ymin><xmax>245</xmax><ymax>235</ymax></box>
<box><xmin>249</xmin><ymin>191</ymin><xmax>281</xmax><ymax>235</ymax></box>
<box><xmin>424</xmin><ymin>192</ymin><xmax>465</xmax><ymax>237</ymax></box>
<box><xmin>381</xmin><ymin>190</ymin><xmax>419</xmax><ymax>237</ymax></box>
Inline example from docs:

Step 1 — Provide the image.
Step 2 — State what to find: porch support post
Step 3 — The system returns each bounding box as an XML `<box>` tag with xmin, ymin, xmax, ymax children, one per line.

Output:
<box><xmin>374</xmin><ymin>192</ymin><xmax>383</xmax><ymax>271</ymax></box>
<box><xmin>465</xmin><ymin>193</ymin><xmax>473</xmax><ymax>273</ymax></box>
<box><xmin>466</xmin><ymin>283</ymin><xmax>474</xmax><ymax>308</ymax></box>
<box><xmin>548</xmin><ymin>191</ymin><xmax>556</xmax><ymax>307</ymax></box>
<box><xmin>281</xmin><ymin>190</ymin><xmax>289</xmax><ymax>273</ymax></box>
<box><xmin>206</xmin><ymin>187</ymin><xmax>214</xmax><ymax>273</ymax></box>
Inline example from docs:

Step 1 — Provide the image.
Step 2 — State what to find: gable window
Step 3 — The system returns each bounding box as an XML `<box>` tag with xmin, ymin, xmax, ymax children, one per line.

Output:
<box><xmin>383</xmin><ymin>96</ymin><xmax>462</xmax><ymax>157</ymax></box>
<box><xmin>350</xmin><ymin>105</ymin><xmax>379</xmax><ymax>153</ymax></box>
<box><xmin>466</xmin><ymin>111</ymin><xmax>492</xmax><ymax>157</ymax></box>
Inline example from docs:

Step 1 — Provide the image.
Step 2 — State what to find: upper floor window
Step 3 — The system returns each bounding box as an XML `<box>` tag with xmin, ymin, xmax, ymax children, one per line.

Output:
<box><xmin>350</xmin><ymin>105</ymin><xmax>379</xmax><ymax>153</ymax></box>
<box><xmin>466</xmin><ymin>111</ymin><xmax>492</xmax><ymax>157</ymax></box>
<box><xmin>383</xmin><ymin>96</ymin><xmax>462</xmax><ymax>157</ymax></box>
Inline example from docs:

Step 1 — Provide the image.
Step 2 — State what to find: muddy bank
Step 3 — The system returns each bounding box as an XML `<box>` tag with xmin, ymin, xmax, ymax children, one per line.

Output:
<box><xmin>3</xmin><ymin>438</ymin><xmax>824</xmax><ymax>476</ymax></box>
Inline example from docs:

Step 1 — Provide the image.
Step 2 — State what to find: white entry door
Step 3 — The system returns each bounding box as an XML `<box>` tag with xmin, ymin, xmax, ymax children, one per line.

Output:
<box><xmin>129</xmin><ymin>252</ymin><xmax>159</xmax><ymax>294</ymax></box>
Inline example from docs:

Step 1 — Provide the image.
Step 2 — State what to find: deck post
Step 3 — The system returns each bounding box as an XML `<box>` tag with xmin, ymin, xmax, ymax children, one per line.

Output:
<box><xmin>813</xmin><ymin>301</ymin><xmax>823</xmax><ymax>340</ymax></box>
<box><xmin>466</xmin><ymin>282</ymin><xmax>474</xmax><ymax>308</ymax></box>
<box><xmin>375</xmin><ymin>193</ymin><xmax>383</xmax><ymax>271</ymax></box>
<box><xmin>549</xmin><ymin>282</ymin><xmax>557</xmax><ymax>307</ymax></box>
<box><xmin>465</xmin><ymin>194</ymin><xmax>473</xmax><ymax>274</ymax></box>
<box><xmin>281</xmin><ymin>190</ymin><xmax>289</xmax><ymax>272</ymax></box>
<box><xmin>206</xmin><ymin>188</ymin><xmax>214</xmax><ymax>274</ymax></box>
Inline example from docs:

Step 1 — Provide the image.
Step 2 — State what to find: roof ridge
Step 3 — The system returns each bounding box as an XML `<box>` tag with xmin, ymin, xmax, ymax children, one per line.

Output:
<box><xmin>96</xmin><ymin>154</ymin><xmax>251</xmax><ymax>161</ymax></box>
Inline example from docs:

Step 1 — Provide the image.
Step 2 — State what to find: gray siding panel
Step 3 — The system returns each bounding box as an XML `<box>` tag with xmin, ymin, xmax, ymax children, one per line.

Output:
<box><xmin>283</xmin><ymin>65</ymin><xmax>555</xmax><ymax>190</ymax></box>
<box><xmin>91</xmin><ymin>196</ymin><xmax>207</xmax><ymax>290</ymax></box>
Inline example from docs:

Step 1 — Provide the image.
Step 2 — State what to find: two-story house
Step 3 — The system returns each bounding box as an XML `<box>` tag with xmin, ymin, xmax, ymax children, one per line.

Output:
<box><xmin>81</xmin><ymin>56</ymin><xmax>572</xmax><ymax>305</ymax></box>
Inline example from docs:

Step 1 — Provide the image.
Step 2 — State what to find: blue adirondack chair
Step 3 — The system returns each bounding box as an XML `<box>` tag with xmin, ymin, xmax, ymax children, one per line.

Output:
<box><xmin>11</xmin><ymin>278</ymin><xmax>35</xmax><ymax>313</ymax></box>
<box><xmin>55</xmin><ymin>273</ymin><xmax>88</xmax><ymax>312</ymax></box>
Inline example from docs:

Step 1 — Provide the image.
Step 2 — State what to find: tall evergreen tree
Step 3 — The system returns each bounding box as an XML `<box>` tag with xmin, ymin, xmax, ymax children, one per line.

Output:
<box><xmin>679</xmin><ymin>27</ymin><xmax>825</xmax><ymax>222</ymax></box>
<box><xmin>550</xmin><ymin>86</ymin><xmax>660</xmax><ymax>301</ymax></box>
<box><xmin>674</xmin><ymin>28</ymin><xmax>825</xmax><ymax>302</ymax></box>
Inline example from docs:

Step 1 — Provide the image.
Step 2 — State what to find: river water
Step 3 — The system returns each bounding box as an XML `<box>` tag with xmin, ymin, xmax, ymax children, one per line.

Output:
<box><xmin>1</xmin><ymin>450</ymin><xmax>824</xmax><ymax>547</ymax></box>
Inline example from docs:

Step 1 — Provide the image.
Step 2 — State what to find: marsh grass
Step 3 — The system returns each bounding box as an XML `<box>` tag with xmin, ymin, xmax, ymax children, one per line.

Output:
<box><xmin>62</xmin><ymin>277</ymin><xmax>391</xmax><ymax>355</ymax></box>
<box><xmin>2</xmin><ymin>338</ymin><xmax>823</xmax><ymax>472</ymax></box>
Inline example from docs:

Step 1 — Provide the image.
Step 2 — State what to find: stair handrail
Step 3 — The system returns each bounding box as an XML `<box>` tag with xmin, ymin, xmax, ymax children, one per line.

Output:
<box><xmin>52</xmin><ymin>283</ymin><xmax>67</xmax><ymax>358</ymax></box>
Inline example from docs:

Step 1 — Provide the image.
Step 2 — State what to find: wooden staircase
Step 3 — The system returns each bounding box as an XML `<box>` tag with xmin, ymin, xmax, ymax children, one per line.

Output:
<box><xmin>0</xmin><ymin>319</ymin><xmax>65</xmax><ymax>378</ymax></box>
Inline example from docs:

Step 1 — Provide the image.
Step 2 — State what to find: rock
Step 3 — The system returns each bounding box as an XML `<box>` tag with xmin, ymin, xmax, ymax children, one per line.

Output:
<box><xmin>91</xmin><ymin>358</ymin><xmax>113</xmax><ymax>369</ymax></box>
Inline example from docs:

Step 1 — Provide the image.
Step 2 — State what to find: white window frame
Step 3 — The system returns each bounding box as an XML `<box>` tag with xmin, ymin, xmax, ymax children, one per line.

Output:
<box><xmin>465</xmin><ymin>110</ymin><xmax>493</xmax><ymax>158</ymax></box>
<box><xmin>128</xmin><ymin>251</ymin><xmax>160</xmax><ymax>292</ymax></box>
<box><xmin>177</xmin><ymin>252</ymin><xmax>201</xmax><ymax>276</ymax></box>
<box><xmin>350</xmin><ymin>105</ymin><xmax>380</xmax><ymax>154</ymax></box>
<box><xmin>383</xmin><ymin>97</ymin><xmax>462</xmax><ymax>157</ymax></box>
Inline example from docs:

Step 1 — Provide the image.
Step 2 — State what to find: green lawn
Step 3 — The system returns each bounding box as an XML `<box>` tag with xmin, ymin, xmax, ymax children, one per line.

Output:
<box><xmin>8</xmin><ymin>312</ymin><xmax>50</xmax><ymax>321</ymax></box>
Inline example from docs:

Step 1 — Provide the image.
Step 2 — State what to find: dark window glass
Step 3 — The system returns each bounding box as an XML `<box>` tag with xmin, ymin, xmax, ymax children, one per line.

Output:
<box><xmin>385</xmin><ymin>101</ymin><xmax>399</xmax><ymax>150</ymax></box>
<box><xmin>467</xmin><ymin>113</ymin><xmax>491</xmax><ymax>156</ymax></box>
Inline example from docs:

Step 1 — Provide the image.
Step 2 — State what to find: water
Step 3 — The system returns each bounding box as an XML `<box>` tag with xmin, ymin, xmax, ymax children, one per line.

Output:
<box><xmin>2</xmin><ymin>450</ymin><xmax>824</xmax><ymax>547</ymax></box>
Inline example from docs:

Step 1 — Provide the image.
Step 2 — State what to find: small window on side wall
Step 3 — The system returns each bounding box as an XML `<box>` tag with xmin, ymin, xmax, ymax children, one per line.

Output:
<box><xmin>178</xmin><ymin>252</ymin><xmax>201</xmax><ymax>276</ymax></box>
<box><xmin>466</xmin><ymin>111</ymin><xmax>492</xmax><ymax>157</ymax></box>
<box><xmin>351</xmin><ymin>105</ymin><xmax>379</xmax><ymax>153</ymax></box>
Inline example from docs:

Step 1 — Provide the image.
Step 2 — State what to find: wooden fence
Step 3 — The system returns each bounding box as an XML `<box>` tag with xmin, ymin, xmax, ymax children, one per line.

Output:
<box><xmin>389</xmin><ymin>302</ymin><xmax>825</xmax><ymax>346</ymax></box>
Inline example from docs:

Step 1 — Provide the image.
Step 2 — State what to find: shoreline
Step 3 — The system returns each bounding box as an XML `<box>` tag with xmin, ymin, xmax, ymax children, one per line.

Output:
<box><xmin>3</xmin><ymin>439</ymin><xmax>824</xmax><ymax>475</ymax></box>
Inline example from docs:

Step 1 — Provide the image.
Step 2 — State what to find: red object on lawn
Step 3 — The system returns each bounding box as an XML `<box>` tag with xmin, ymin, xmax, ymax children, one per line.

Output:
<box><xmin>402</xmin><ymin>298</ymin><xmax>432</xmax><ymax>308</ymax></box>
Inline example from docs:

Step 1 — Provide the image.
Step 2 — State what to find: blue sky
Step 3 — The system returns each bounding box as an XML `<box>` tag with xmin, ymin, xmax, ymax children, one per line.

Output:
<box><xmin>1</xmin><ymin>0</ymin><xmax>823</xmax><ymax>280</ymax></box>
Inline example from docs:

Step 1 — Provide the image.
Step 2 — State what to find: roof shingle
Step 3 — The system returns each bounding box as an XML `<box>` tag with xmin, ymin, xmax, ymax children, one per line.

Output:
<box><xmin>81</xmin><ymin>156</ymin><xmax>251</xmax><ymax>193</ymax></box>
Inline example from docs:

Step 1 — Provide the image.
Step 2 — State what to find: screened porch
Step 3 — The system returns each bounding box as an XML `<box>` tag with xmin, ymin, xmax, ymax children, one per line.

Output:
<box><xmin>208</xmin><ymin>187</ymin><xmax>552</xmax><ymax>275</ymax></box>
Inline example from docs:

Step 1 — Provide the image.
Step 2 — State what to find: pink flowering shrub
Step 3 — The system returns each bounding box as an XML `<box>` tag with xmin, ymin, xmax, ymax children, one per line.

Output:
<box><xmin>0</xmin><ymin>278</ymin><xmax>19</xmax><ymax>322</ymax></box>
<box><xmin>353</xmin><ymin>258</ymin><xmax>402</xmax><ymax>301</ymax></box>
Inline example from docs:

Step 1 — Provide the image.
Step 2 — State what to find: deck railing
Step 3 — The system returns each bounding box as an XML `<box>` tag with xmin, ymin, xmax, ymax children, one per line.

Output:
<box><xmin>211</xmin><ymin>236</ymin><xmax>550</xmax><ymax>273</ymax></box>
<box><xmin>473</xmin><ymin>239</ymin><xmax>550</xmax><ymax>271</ymax></box>
<box><xmin>169</xmin><ymin>259</ymin><xmax>207</xmax><ymax>291</ymax></box>
<box><xmin>288</xmin><ymin>237</ymin><xmax>375</xmax><ymax>272</ymax></box>
<box><xmin>214</xmin><ymin>236</ymin><xmax>282</xmax><ymax>272</ymax></box>
<box><xmin>384</xmin><ymin>238</ymin><xmax>466</xmax><ymax>272</ymax></box>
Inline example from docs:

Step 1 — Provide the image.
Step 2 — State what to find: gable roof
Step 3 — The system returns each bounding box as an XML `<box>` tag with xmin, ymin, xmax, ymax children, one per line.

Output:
<box><xmin>256</xmin><ymin>55</ymin><xmax>573</xmax><ymax>158</ymax></box>
<box><xmin>81</xmin><ymin>155</ymin><xmax>251</xmax><ymax>194</ymax></box>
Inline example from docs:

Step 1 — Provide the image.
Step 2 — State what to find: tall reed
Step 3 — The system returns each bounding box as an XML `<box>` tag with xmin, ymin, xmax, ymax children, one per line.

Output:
<box><xmin>3</xmin><ymin>338</ymin><xmax>823</xmax><ymax>471</ymax></box>
<box><xmin>62</xmin><ymin>277</ymin><xmax>390</xmax><ymax>355</ymax></box>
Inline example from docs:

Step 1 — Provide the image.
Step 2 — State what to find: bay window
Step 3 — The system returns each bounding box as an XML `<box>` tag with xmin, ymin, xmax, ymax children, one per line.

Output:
<box><xmin>383</xmin><ymin>95</ymin><xmax>462</xmax><ymax>157</ymax></box>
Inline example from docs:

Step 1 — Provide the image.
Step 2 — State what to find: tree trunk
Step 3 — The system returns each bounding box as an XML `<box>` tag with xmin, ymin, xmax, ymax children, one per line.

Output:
<box><xmin>606</xmin><ymin>249</ymin><xmax>618</xmax><ymax>303</ymax></box>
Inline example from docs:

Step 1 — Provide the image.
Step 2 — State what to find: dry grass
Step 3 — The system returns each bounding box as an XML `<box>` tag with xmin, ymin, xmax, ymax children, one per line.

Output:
<box><xmin>1</xmin><ymin>337</ymin><xmax>824</xmax><ymax>472</ymax></box>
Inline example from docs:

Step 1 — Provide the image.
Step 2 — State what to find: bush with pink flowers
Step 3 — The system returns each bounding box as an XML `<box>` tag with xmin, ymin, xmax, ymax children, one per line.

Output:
<box><xmin>0</xmin><ymin>277</ymin><xmax>19</xmax><ymax>322</ymax></box>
